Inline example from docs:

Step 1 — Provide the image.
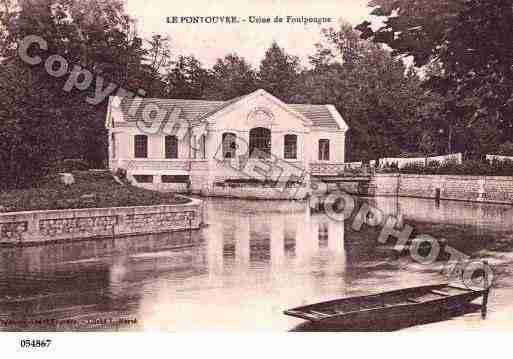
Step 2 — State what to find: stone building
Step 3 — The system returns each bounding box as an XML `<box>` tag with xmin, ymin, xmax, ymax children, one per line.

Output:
<box><xmin>105</xmin><ymin>89</ymin><xmax>348</xmax><ymax>197</ymax></box>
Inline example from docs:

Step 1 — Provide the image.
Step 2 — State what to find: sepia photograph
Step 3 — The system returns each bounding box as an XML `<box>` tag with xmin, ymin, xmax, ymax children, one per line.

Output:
<box><xmin>0</xmin><ymin>0</ymin><xmax>512</xmax><ymax>355</ymax></box>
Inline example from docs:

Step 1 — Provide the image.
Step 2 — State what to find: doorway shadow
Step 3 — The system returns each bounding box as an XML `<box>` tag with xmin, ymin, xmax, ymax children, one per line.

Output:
<box><xmin>289</xmin><ymin>303</ymin><xmax>482</xmax><ymax>332</ymax></box>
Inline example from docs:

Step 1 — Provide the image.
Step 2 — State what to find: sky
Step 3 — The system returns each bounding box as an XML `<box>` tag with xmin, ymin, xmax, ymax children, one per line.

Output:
<box><xmin>124</xmin><ymin>0</ymin><xmax>376</xmax><ymax>69</ymax></box>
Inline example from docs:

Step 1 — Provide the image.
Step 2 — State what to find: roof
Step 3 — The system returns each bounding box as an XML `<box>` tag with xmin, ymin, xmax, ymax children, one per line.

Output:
<box><xmin>115</xmin><ymin>90</ymin><xmax>347</xmax><ymax>130</ymax></box>
<box><xmin>288</xmin><ymin>104</ymin><xmax>341</xmax><ymax>130</ymax></box>
<box><xmin>117</xmin><ymin>97</ymin><xmax>224</xmax><ymax>122</ymax></box>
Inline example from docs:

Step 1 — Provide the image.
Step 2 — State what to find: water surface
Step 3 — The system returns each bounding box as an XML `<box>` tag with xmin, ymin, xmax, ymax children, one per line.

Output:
<box><xmin>1</xmin><ymin>196</ymin><xmax>512</xmax><ymax>331</ymax></box>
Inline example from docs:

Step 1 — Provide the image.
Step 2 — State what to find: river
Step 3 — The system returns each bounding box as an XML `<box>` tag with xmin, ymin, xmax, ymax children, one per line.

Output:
<box><xmin>1</xmin><ymin>196</ymin><xmax>512</xmax><ymax>331</ymax></box>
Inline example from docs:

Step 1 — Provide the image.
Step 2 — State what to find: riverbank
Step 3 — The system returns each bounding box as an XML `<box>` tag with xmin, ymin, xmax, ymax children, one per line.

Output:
<box><xmin>0</xmin><ymin>170</ymin><xmax>189</xmax><ymax>213</ymax></box>
<box><xmin>0</xmin><ymin>198</ymin><xmax>204</xmax><ymax>245</ymax></box>
<box><xmin>0</xmin><ymin>171</ymin><xmax>205</xmax><ymax>245</ymax></box>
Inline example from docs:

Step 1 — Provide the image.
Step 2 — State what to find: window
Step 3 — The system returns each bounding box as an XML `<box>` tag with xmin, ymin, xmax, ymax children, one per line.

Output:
<box><xmin>134</xmin><ymin>135</ymin><xmax>148</xmax><ymax>158</ymax></box>
<box><xmin>249</xmin><ymin>127</ymin><xmax>271</xmax><ymax>158</ymax></box>
<box><xmin>318</xmin><ymin>222</ymin><xmax>329</xmax><ymax>248</ymax></box>
<box><xmin>165</xmin><ymin>135</ymin><xmax>178</xmax><ymax>159</ymax></box>
<box><xmin>133</xmin><ymin>175</ymin><xmax>153</xmax><ymax>183</ymax></box>
<box><xmin>222</xmin><ymin>132</ymin><xmax>237</xmax><ymax>159</ymax></box>
<box><xmin>319</xmin><ymin>139</ymin><xmax>330</xmax><ymax>161</ymax></box>
<box><xmin>200</xmin><ymin>134</ymin><xmax>206</xmax><ymax>159</ymax></box>
<box><xmin>284</xmin><ymin>134</ymin><xmax>297</xmax><ymax>159</ymax></box>
<box><xmin>111</xmin><ymin>133</ymin><xmax>116</xmax><ymax>159</ymax></box>
<box><xmin>162</xmin><ymin>175</ymin><xmax>189</xmax><ymax>183</ymax></box>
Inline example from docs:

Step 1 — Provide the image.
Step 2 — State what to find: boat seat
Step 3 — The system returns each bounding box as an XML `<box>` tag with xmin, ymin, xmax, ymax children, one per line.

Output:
<box><xmin>430</xmin><ymin>290</ymin><xmax>449</xmax><ymax>296</ymax></box>
<box><xmin>407</xmin><ymin>298</ymin><xmax>421</xmax><ymax>304</ymax></box>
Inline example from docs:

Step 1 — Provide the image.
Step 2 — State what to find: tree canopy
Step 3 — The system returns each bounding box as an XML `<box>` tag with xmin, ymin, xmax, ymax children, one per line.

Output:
<box><xmin>0</xmin><ymin>0</ymin><xmax>167</xmax><ymax>188</ymax></box>
<box><xmin>203</xmin><ymin>54</ymin><xmax>258</xmax><ymax>101</ymax></box>
<box><xmin>295</xmin><ymin>23</ymin><xmax>428</xmax><ymax>160</ymax></box>
<box><xmin>258</xmin><ymin>41</ymin><xmax>301</xmax><ymax>102</ymax></box>
<box><xmin>357</xmin><ymin>0</ymin><xmax>513</xmax><ymax>157</ymax></box>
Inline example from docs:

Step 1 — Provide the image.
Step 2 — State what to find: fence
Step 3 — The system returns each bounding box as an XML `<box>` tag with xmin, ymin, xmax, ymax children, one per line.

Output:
<box><xmin>379</xmin><ymin>153</ymin><xmax>463</xmax><ymax>169</ymax></box>
<box><xmin>486</xmin><ymin>154</ymin><xmax>513</xmax><ymax>162</ymax></box>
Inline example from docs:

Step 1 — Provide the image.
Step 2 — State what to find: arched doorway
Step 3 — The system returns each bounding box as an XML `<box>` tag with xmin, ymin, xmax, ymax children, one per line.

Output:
<box><xmin>249</xmin><ymin>127</ymin><xmax>271</xmax><ymax>158</ymax></box>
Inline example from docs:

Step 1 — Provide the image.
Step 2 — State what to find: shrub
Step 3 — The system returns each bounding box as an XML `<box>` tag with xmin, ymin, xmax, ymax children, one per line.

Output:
<box><xmin>378</xmin><ymin>162</ymin><xmax>399</xmax><ymax>173</ymax></box>
<box><xmin>50</xmin><ymin>159</ymin><xmax>90</xmax><ymax>173</ymax></box>
<box><xmin>498</xmin><ymin>141</ymin><xmax>513</xmax><ymax>156</ymax></box>
<box><xmin>425</xmin><ymin>160</ymin><xmax>441</xmax><ymax>173</ymax></box>
<box><xmin>393</xmin><ymin>158</ymin><xmax>513</xmax><ymax>176</ymax></box>
<box><xmin>401</xmin><ymin>162</ymin><xmax>425</xmax><ymax>174</ymax></box>
<box><xmin>398</xmin><ymin>152</ymin><xmax>431</xmax><ymax>158</ymax></box>
<box><xmin>489</xmin><ymin>158</ymin><xmax>513</xmax><ymax>176</ymax></box>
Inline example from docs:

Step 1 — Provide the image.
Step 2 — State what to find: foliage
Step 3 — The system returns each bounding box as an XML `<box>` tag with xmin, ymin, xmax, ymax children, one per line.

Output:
<box><xmin>497</xmin><ymin>142</ymin><xmax>513</xmax><ymax>156</ymax></box>
<box><xmin>294</xmin><ymin>23</ymin><xmax>427</xmax><ymax>161</ymax></box>
<box><xmin>204</xmin><ymin>53</ymin><xmax>258</xmax><ymax>100</ymax></box>
<box><xmin>357</xmin><ymin>0</ymin><xmax>513</xmax><ymax>157</ymax></box>
<box><xmin>397</xmin><ymin>152</ymin><xmax>434</xmax><ymax>158</ymax></box>
<box><xmin>258</xmin><ymin>41</ymin><xmax>301</xmax><ymax>102</ymax></box>
<box><xmin>165</xmin><ymin>55</ymin><xmax>210</xmax><ymax>99</ymax></box>
<box><xmin>0</xmin><ymin>0</ymin><xmax>168</xmax><ymax>189</ymax></box>
<box><xmin>50</xmin><ymin>159</ymin><xmax>91</xmax><ymax>172</ymax></box>
<box><xmin>396</xmin><ymin>159</ymin><xmax>513</xmax><ymax>176</ymax></box>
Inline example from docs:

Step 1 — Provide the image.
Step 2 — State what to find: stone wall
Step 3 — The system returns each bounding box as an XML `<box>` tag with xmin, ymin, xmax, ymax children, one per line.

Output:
<box><xmin>204</xmin><ymin>183</ymin><xmax>310</xmax><ymax>200</ymax></box>
<box><xmin>0</xmin><ymin>197</ymin><xmax>204</xmax><ymax>245</ymax></box>
<box><xmin>369</xmin><ymin>174</ymin><xmax>513</xmax><ymax>204</ymax></box>
<box><xmin>135</xmin><ymin>182</ymin><xmax>189</xmax><ymax>193</ymax></box>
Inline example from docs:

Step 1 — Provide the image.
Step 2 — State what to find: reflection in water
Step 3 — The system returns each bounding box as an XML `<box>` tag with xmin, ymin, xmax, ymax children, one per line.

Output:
<box><xmin>370</xmin><ymin>196</ymin><xmax>513</xmax><ymax>231</ymax></box>
<box><xmin>0</xmin><ymin>196</ymin><xmax>512</xmax><ymax>331</ymax></box>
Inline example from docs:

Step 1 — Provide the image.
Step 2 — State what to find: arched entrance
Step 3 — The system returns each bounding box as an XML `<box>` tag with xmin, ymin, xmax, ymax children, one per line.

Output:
<box><xmin>249</xmin><ymin>127</ymin><xmax>271</xmax><ymax>158</ymax></box>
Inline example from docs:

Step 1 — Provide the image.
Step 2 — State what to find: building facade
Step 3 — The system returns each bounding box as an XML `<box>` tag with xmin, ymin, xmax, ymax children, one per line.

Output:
<box><xmin>105</xmin><ymin>89</ymin><xmax>348</xmax><ymax>197</ymax></box>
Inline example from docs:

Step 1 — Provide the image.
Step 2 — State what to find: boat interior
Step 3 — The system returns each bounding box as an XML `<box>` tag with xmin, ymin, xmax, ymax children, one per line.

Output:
<box><xmin>287</xmin><ymin>285</ymin><xmax>475</xmax><ymax>320</ymax></box>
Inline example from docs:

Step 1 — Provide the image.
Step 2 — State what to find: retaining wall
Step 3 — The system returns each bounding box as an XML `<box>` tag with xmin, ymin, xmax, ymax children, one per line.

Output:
<box><xmin>203</xmin><ymin>184</ymin><xmax>310</xmax><ymax>200</ymax></box>
<box><xmin>369</xmin><ymin>174</ymin><xmax>513</xmax><ymax>204</ymax></box>
<box><xmin>0</xmin><ymin>197</ymin><xmax>204</xmax><ymax>245</ymax></box>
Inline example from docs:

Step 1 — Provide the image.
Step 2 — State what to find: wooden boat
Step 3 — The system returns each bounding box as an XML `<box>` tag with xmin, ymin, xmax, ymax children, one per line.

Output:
<box><xmin>284</xmin><ymin>283</ymin><xmax>489</xmax><ymax>328</ymax></box>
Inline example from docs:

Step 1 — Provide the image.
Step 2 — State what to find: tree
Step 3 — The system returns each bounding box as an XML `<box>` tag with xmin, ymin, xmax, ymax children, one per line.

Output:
<box><xmin>204</xmin><ymin>53</ymin><xmax>258</xmax><ymax>100</ymax></box>
<box><xmin>357</xmin><ymin>0</ymin><xmax>513</xmax><ymax>156</ymax></box>
<box><xmin>258</xmin><ymin>41</ymin><xmax>300</xmax><ymax>102</ymax></box>
<box><xmin>297</xmin><ymin>23</ymin><xmax>428</xmax><ymax>161</ymax></box>
<box><xmin>0</xmin><ymin>62</ymin><xmax>67</xmax><ymax>189</ymax></box>
<box><xmin>0</xmin><ymin>0</ymin><xmax>169</xmax><ymax>187</ymax></box>
<box><xmin>165</xmin><ymin>55</ymin><xmax>210</xmax><ymax>99</ymax></box>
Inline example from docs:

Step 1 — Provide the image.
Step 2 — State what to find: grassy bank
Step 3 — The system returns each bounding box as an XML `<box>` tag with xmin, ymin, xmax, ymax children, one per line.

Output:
<box><xmin>0</xmin><ymin>171</ymin><xmax>189</xmax><ymax>213</ymax></box>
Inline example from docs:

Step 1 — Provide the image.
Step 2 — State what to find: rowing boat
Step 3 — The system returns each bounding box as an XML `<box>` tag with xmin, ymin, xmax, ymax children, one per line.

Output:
<box><xmin>284</xmin><ymin>283</ymin><xmax>489</xmax><ymax>328</ymax></box>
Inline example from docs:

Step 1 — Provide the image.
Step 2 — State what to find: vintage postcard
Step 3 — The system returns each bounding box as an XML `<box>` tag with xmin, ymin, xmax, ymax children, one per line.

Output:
<box><xmin>1</xmin><ymin>0</ymin><xmax>512</xmax><ymax>353</ymax></box>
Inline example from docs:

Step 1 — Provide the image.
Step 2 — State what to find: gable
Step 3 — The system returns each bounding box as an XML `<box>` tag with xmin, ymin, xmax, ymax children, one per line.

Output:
<box><xmin>205</xmin><ymin>89</ymin><xmax>311</xmax><ymax>132</ymax></box>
